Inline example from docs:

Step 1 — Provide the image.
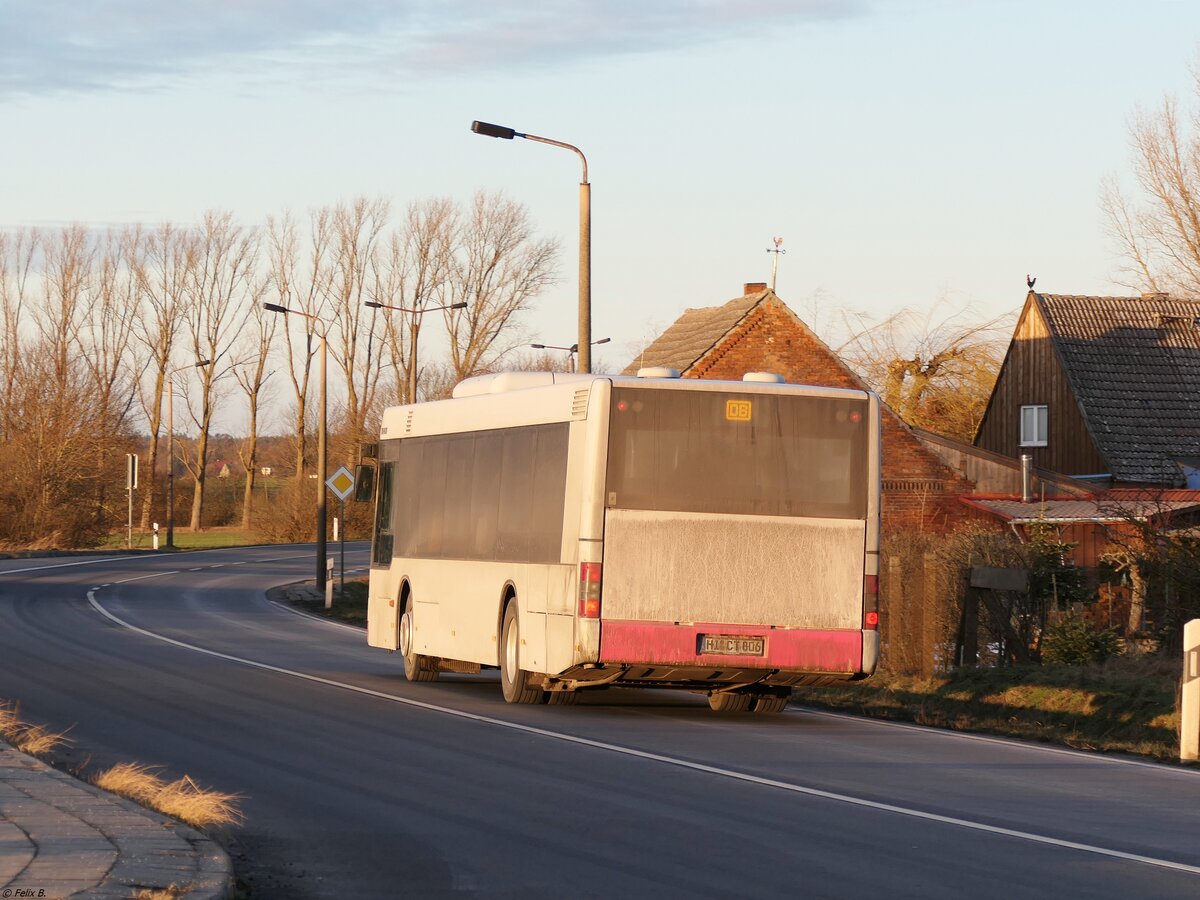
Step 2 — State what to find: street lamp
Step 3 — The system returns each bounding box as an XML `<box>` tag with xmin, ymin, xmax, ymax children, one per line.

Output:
<box><xmin>265</xmin><ymin>302</ymin><xmax>329</xmax><ymax>590</ymax></box>
<box><xmin>471</xmin><ymin>120</ymin><xmax>593</xmax><ymax>373</ymax></box>
<box><xmin>364</xmin><ymin>300</ymin><xmax>467</xmax><ymax>403</ymax></box>
<box><xmin>164</xmin><ymin>358</ymin><xmax>211</xmax><ymax>550</ymax></box>
<box><xmin>530</xmin><ymin>337</ymin><xmax>610</xmax><ymax>373</ymax></box>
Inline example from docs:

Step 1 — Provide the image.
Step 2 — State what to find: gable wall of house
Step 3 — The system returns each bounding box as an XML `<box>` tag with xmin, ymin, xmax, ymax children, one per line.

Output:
<box><xmin>975</xmin><ymin>295</ymin><xmax>1108</xmax><ymax>476</ymax></box>
<box><xmin>684</xmin><ymin>300</ymin><xmax>977</xmax><ymax>534</ymax></box>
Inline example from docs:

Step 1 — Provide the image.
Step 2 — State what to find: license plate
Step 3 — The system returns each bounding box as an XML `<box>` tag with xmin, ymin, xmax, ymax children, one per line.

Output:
<box><xmin>699</xmin><ymin>634</ymin><xmax>765</xmax><ymax>656</ymax></box>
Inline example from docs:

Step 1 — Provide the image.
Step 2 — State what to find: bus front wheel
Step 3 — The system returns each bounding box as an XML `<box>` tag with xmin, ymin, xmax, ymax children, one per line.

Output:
<box><xmin>500</xmin><ymin>602</ymin><xmax>541</xmax><ymax>704</ymax></box>
<box><xmin>400</xmin><ymin>595</ymin><xmax>439</xmax><ymax>683</ymax></box>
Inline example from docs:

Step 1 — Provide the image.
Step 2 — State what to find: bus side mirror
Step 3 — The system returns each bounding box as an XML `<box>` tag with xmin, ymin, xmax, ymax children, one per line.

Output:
<box><xmin>354</xmin><ymin>464</ymin><xmax>375</xmax><ymax>502</ymax></box>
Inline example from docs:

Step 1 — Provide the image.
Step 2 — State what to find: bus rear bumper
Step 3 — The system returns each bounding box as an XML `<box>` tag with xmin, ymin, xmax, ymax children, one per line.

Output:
<box><xmin>598</xmin><ymin>619</ymin><xmax>866</xmax><ymax>676</ymax></box>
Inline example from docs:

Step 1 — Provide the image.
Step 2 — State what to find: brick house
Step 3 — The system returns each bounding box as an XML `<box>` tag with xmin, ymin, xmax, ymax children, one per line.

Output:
<box><xmin>624</xmin><ymin>283</ymin><xmax>978</xmax><ymax>534</ymax></box>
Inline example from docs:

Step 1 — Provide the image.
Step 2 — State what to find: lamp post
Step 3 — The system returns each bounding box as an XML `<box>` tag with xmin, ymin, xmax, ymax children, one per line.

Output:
<box><xmin>164</xmin><ymin>359</ymin><xmax>211</xmax><ymax>550</ymax></box>
<box><xmin>265</xmin><ymin>302</ymin><xmax>329</xmax><ymax>590</ymax></box>
<box><xmin>471</xmin><ymin>120</ymin><xmax>593</xmax><ymax>373</ymax></box>
<box><xmin>364</xmin><ymin>300</ymin><xmax>467</xmax><ymax>403</ymax></box>
<box><xmin>530</xmin><ymin>337</ymin><xmax>610</xmax><ymax>373</ymax></box>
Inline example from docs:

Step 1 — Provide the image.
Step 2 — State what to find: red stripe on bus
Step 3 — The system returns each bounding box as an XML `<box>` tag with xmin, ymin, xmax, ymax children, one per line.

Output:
<box><xmin>599</xmin><ymin>620</ymin><xmax>863</xmax><ymax>672</ymax></box>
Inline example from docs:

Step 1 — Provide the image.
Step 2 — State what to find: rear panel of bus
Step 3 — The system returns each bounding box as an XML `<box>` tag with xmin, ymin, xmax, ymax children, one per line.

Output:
<box><xmin>594</xmin><ymin>381</ymin><xmax>880</xmax><ymax>685</ymax></box>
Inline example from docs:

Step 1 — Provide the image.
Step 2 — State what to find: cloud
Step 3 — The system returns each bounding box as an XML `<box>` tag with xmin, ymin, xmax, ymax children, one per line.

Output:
<box><xmin>0</xmin><ymin>0</ymin><xmax>869</xmax><ymax>100</ymax></box>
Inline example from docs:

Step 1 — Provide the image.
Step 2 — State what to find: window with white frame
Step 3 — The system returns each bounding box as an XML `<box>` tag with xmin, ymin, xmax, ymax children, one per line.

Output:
<box><xmin>1020</xmin><ymin>404</ymin><xmax>1048</xmax><ymax>447</ymax></box>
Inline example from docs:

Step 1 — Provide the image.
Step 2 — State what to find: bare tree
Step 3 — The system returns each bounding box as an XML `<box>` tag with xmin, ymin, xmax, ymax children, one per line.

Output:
<box><xmin>442</xmin><ymin>191</ymin><xmax>558</xmax><ymax>381</ymax></box>
<box><xmin>1103</xmin><ymin>62</ymin><xmax>1200</xmax><ymax>296</ymax></box>
<box><xmin>0</xmin><ymin>228</ymin><xmax>39</xmax><ymax>437</ymax></box>
<box><xmin>376</xmin><ymin>197</ymin><xmax>455</xmax><ymax>404</ymax></box>
<box><xmin>266</xmin><ymin>208</ymin><xmax>333</xmax><ymax>479</ymax></box>
<box><xmin>79</xmin><ymin>229</ymin><xmax>143</xmax><ymax>526</ymax></box>
<box><xmin>233</xmin><ymin>301</ymin><xmax>277</xmax><ymax>529</ymax></box>
<box><xmin>839</xmin><ymin>304</ymin><xmax>1006</xmax><ymax>442</ymax></box>
<box><xmin>0</xmin><ymin>227</ymin><xmax>132</xmax><ymax>546</ymax></box>
<box><xmin>37</xmin><ymin>225</ymin><xmax>94</xmax><ymax>387</ymax></box>
<box><xmin>130</xmin><ymin>223</ymin><xmax>193</xmax><ymax>528</ymax></box>
<box><xmin>324</xmin><ymin>196</ymin><xmax>389</xmax><ymax>452</ymax></box>
<box><xmin>181</xmin><ymin>212</ymin><xmax>257</xmax><ymax>531</ymax></box>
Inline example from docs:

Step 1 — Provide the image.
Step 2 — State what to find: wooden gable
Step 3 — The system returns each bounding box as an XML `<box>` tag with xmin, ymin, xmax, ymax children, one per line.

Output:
<box><xmin>974</xmin><ymin>292</ymin><xmax>1108</xmax><ymax>477</ymax></box>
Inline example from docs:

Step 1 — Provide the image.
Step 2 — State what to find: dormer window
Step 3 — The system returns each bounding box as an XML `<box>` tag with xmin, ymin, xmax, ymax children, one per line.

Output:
<box><xmin>1020</xmin><ymin>405</ymin><xmax>1048</xmax><ymax>447</ymax></box>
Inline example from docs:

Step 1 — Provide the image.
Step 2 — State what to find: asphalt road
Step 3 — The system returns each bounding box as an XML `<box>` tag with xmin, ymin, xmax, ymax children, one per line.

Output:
<box><xmin>1</xmin><ymin>544</ymin><xmax>1198</xmax><ymax>899</ymax></box>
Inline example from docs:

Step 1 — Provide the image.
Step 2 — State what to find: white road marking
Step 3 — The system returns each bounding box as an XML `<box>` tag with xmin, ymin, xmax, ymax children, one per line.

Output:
<box><xmin>0</xmin><ymin>544</ymin><xmax>365</xmax><ymax>576</ymax></box>
<box><xmin>85</xmin><ymin>583</ymin><xmax>1200</xmax><ymax>879</ymax></box>
<box><xmin>0</xmin><ymin>555</ymin><xmax>141</xmax><ymax>574</ymax></box>
<box><xmin>116</xmin><ymin>571</ymin><xmax>179</xmax><ymax>583</ymax></box>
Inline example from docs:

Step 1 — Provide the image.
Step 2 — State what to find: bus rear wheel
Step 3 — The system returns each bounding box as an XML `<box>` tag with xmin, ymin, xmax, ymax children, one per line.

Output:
<box><xmin>400</xmin><ymin>596</ymin><xmax>439</xmax><ymax>683</ymax></box>
<box><xmin>750</xmin><ymin>695</ymin><xmax>789</xmax><ymax>714</ymax></box>
<box><xmin>500</xmin><ymin>602</ymin><xmax>541</xmax><ymax>704</ymax></box>
<box><xmin>708</xmin><ymin>692</ymin><xmax>752</xmax><ymax>712</ymax></box>
<box><xmin>545</xmin><ymin>690</ymin><xmax>580</xmax><ymax>706</ymax></box>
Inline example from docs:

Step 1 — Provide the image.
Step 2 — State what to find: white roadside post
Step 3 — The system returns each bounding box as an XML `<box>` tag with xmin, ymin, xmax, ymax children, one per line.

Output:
<box><xmin>1183</xmin><ymin>619</ymin><xmax>1200</xmax><ymax>762</ymax></box>
<box><xmin>325</xmin><ymin>558</ymin><xmax>335</xmax><ymax>609</ymax></box>
<box><xmin>126</xmin><ymin>453</ymin><xmax>138</xmax><ymax>549</ymax></box>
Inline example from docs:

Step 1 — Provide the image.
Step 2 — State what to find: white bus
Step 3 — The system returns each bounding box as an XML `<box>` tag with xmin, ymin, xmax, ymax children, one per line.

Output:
<box><xmin>366</xmin><ymin>369</ymin><xmax>881</xmax><ymax>712</ymax></box>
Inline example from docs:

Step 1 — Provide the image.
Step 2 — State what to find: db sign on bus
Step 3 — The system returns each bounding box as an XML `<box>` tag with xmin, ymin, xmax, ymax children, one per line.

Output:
<box><xmin>725</xmin><ymin>399</ymin><xmax>752</xmax><ymax>421</ymax></box>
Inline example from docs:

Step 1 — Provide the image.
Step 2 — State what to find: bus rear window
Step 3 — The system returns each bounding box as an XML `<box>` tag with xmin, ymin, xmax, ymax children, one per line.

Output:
<box><xmin>605</xmin><ymin>388</ymin><xmax>868</xmax><ymax>519</ymax></box>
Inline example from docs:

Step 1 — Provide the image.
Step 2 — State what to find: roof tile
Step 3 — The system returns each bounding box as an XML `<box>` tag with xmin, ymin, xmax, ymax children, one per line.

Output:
<box><xmin>1036</xmin><ymin>293</ymin><xmax>1200</xmax><ymax>484</ymax></box>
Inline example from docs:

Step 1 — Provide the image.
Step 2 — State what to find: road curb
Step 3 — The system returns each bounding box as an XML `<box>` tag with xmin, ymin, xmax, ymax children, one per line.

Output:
<box><xmin>267</xmin><ymin>581</ymin><xmax>367</xmax><ymax>630</ymax></box>
<box><xmin>0</xmin><ymin>742</ymin><xmax>233</xmax><ymax>899</ymax></box>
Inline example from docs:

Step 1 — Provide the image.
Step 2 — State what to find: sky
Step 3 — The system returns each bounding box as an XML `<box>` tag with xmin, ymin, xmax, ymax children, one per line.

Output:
<box><xmin>3</xmin><ymin>0</ymin><xmax>1200</xmax><ymax>403</ymax></box>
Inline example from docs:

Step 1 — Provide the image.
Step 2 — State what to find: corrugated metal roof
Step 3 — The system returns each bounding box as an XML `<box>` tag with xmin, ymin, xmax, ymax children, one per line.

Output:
<box><xmin>964</xmin><ymin>496</ymin><xmax>1200</xmax><ymax>523</ymax></box>
<box><xmin>622</xmin><ymin>292</ymin><xmax>766</xmax><ymax>375</ymax></box>
<box><xmin>1035</xmin><ymin>293</ymin><xmax>1200</xmax><ymax>484</ymax></box>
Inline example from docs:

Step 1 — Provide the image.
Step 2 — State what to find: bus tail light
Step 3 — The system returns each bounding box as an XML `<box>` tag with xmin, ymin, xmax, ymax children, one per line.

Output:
<box><xmin>863</xmin><ymin>574</ymin><xmax>879</xmax><ymax>630</ymax></box>
<box><xmin>578</xmin><ymin>563</ymin><xmax>602</xmax><ymax>618</ymax></box>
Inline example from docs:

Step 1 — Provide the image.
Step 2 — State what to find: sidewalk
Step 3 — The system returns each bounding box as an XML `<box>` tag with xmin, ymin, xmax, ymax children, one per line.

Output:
<box><xmin>0</xmin><ymin>742</ymin><xmax>231</xmax><ymax>899</ymax></box>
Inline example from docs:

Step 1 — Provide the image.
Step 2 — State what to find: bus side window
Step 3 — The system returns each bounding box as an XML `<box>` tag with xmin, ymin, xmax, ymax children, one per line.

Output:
<box><xmin>372</xmin><ymin>462</ymin><xmax>395</xmax><ymax>567</ymax></box>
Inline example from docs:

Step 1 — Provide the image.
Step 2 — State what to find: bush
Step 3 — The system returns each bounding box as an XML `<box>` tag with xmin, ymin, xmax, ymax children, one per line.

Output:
<box><xmin>254</xmin><ymin>480</ymin><xmax>320</xmax><ymax>543</ymax></box>
<box><xmin>1042</xmin><ymin>615</ymin><xmax>1122</xmax><ymax>666</ymax></box>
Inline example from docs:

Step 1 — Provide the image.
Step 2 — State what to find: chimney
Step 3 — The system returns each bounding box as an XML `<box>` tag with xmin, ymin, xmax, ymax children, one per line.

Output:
<box><xmin>1020</xmin><ymin>454</ymin><xmax>1034</xmax><ymax>503</ymax></box>
<box><xmin>744</xmin><ymin>282</ymin><xmax>768</xmax><ymax>295</ymax></box>
<box><xmin>1141</xmin><ymin>291</ymin><xmax>1169</xmax><ymax>301</ymax></box>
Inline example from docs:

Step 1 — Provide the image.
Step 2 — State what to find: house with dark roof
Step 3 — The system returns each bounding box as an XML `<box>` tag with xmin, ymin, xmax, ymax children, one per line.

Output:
<box><xmin>626</xmin><ymin>283</ymin><xmax>986</xmax><ymax>534</ymax></box>
<box><xmin>974</xmin><ymin>290</ymin><xmax>1200</xmax><ymax>487</ymax></box>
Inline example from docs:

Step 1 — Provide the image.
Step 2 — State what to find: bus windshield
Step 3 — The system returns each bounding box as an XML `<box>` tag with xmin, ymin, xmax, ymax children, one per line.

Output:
<box><xmin>605</xmin><ymin>387</ymin><xmax>868</xmax><ymax>519</ymax></box>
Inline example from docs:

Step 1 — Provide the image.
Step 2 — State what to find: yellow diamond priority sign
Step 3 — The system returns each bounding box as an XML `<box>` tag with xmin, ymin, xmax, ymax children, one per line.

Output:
<box><xmin>325</xmin><ymin>465</ymin><xmax>355</xmax><ymax>501</ymax></box>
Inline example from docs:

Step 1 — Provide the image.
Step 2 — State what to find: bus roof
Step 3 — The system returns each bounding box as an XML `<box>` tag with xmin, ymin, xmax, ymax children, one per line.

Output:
<box><xmin>380</xmin><ymin>372</ymin><xmax>874</xmax><ymax>440</ymax></box>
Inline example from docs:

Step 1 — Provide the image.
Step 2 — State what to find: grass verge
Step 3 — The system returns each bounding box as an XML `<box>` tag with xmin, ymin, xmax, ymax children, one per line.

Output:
<box><xmin>291</xmin><ymin>578</ymin><xmax>368</xmax><ymax>625</ymax></box>
<box><xmin>795</xmin><ymin>655</ymin><xmax>1182</xmax><ymax>761</ymax></box>
<box><xmin>93</xmin><ymin>762</ymin><xmax>243</xmax><ymax>829</ymax></box>
<box><xmin>100</xmin><ymin>526</ymin><xmax>262</xmax><ymax>551</ymax></box>
<box><xmin>2</xmin><ymin>698</ymin><xmax>243</xmax><ymax>829</ymax></box>
<box><xmin>0</xmin><ymin>701</ymin><xmax>71</xmax><ymax>755</ymax></box>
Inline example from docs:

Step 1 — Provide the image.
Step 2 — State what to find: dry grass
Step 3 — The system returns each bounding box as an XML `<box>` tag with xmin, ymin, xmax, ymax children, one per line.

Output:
<box><xmin>0</xmin><ymin>701</ymin><xmax>71</xmax><ymax>756</ymax></box>
<box><xmin>93</xmin><ymin>762</ymin><xmax>243</xmax><ymax>829</ymax></box>
<box><xmin>133</xmin><ymin>884</ymin><xmax>188</xmax><ymax>899</ymax></box>
<box><xmin>797</xmin><ymin>655</ymin><xmax>1183</xmax><ymax>760</ymax></box>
